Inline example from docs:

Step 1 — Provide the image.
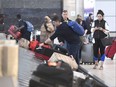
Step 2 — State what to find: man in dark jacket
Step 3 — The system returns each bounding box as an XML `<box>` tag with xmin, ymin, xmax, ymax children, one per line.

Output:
<box><xmin>40</xmin><ymin>15</ymin><xmax>81</xmax><ymax>65</ymax></box>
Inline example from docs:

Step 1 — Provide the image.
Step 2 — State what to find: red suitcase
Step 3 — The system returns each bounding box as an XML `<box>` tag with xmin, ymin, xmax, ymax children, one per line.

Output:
<box><xmin>105</xmin><ymin>40</ymin><xmax>116</xmax><ymax>58</ymax></box>
<box><xmin>29</xmin><ymin>40</ymin><xmax>39</xmax><ymax>51</ymax></box>
<box><xmin>34</xmin><ymin>45</ymin><xmax>52</xmax><ymax>60</ymax></box>
<box><xmin>8</xmin><ymin>25</ymin><xmax>21</xmax><ymax>39</ymax></box>
<box><xmin>34</xmin><ymin>44</ymin><xmax>68</xmax><ymax>60</ymax></box>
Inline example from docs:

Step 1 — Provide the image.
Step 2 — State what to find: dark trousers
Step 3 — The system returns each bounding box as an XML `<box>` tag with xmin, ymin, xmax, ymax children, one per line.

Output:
<box><xmin>93</xmin><ymin>38</ymin><xmax>105</xmax><ymax>61</ymax></box>
<box><xmin>67</xmin><ymin>43</ymin><xmax>81</xmax><ymax>65</ymax></box>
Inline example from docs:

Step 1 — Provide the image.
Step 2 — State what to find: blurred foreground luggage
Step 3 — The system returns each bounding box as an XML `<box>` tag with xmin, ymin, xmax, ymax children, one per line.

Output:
<box><xmin>29</xmin><ymin>61</ymin><xmax>73</xmax><ymax>87</ymax></box>
<box><xmin>0</xmin><ymin>40</ymin><xmax>18</xmax><ymax>79</ymax></box>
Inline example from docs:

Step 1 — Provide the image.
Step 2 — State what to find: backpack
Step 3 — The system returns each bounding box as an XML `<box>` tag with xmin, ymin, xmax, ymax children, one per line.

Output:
<box><xmin>68</xmin><ymin>21</ymin><xmax>84</xmax><ymax>36</ymax></box>
<box><xmin>25</xmin><ymin>21</ymin><xmax>34</xmax><ymax>32</ymax></box>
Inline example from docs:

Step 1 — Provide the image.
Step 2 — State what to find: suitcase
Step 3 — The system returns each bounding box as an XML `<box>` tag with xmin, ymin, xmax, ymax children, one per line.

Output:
<box><xmin>0</xmin><ymin>40</ymin><xmax>17</xmax><ymax>77</ymax></box>
<box><xmin>8</xmin><ymin>25</ymin><xmax>21</xmax><ymax>39</ymax></box>
<box><xmin>29</xmin><ymin>40</ymin><xmax>39</xmax><ymax>51</ymax></box>
<box><xmin>81</xmin><ymin>44</ymin><xmax>94</xmax><ymax>64</ymax></box>
<box><xmin>105</xmin><ymin>40</ymin><xmax>116</xmax><ymax>59</ymax></box>
<box><xmin>34</xmin><ymin>44</ymin><xmax>67</xmax><ymax>60</ymax></box>
<box><xmin>2</xmin><ymin>44</ymin><xmax>18</xmax><ymax>79</ymax></box>
<box><xmin>34</xmin><ymin>45</ymin><xmax>55</xmax><ymax>60</ymax></box>
<box><xmin>53</xmin><ymin>44</ymin><xmax>68</xmax><ymax>55</ymax></box>
<box><xmin>29</xmin><ymin>61</ymin><xmax>73</xmax><ymax>87</ymax></box>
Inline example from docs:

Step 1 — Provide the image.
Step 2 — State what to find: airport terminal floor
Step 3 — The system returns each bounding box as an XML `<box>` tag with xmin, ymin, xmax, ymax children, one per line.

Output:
<box><xmin>18</xmin><ymin>47</ymin><xmax>116</xmax><ymax>87</ymax></box>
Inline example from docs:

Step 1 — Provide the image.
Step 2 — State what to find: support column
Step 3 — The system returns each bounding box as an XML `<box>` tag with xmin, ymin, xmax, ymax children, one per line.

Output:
<box><xmin>63</xmin><ymin>0</ymin><xmax>76</xmax><ymax>20</ymax></box>
<box><xmin>63</xmin><ymin>0</ymin><xmax>84</xmax><ymax>20</ymax></box>
<box><xmin>75</xmin><ymin>0</ymin><xmax>84</xmax><ymax>19</ymax></box>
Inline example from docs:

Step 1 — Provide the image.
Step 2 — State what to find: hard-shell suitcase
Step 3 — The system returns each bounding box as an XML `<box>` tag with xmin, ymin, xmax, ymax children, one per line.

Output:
<box><xmin>34</xmin><ymin>44</ymin><xmax>68</xmax><ymax>60</ymax></box>
<box><xmin>81</xmin><ymin>44</ymin><xmax>94</xmax><ymax>64</ymax></box>
<box><xmin>34</xmin><ymin>45</ymin><xmax>55</xmax><ymax>60</ymax></box>
<box><xmin>1</xmin><ymin>43</ymin><xmax>18</xmax><ymax>79</ymax></box>
<box><xmin>29</xmin><ymin>40</ymin><xmax>39</xmax><ymax>51</ymax></box>
<box><xmin>105</xmin><ymin>40</ymin><xmax>116</xmax><ymax>58</ymax></box>
<box><xmin>8</xmin><ymin>25</ymin><xmax>21</xmax><ymax>39</ymax></box>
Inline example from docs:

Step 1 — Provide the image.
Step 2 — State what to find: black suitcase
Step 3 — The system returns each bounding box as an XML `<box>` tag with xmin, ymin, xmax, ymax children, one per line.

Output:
<box><xmin>81</xmin><ymin>44</ymin><xmax>94</xmax><ymax>64</ymax></box>
<box><xmin>53</xmin><ymin>44</ymin><xmax>68</xmax><ymax>55</ymax></box>
<box><xmin>34</xmin><ymin>45</ymin><xmax>68</xmax><ymax>60</ymax></box>
<box><xmin>29</xmin><ymin>61</ymin><xmax>73</xmax><ymax>87</ymax></box>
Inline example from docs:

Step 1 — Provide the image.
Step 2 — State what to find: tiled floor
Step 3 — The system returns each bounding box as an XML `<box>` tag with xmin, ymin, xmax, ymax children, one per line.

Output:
<box><xmin>81</xmin><ymin>55</ymin><xmax>116</xmax><ymax>87</ymax></box>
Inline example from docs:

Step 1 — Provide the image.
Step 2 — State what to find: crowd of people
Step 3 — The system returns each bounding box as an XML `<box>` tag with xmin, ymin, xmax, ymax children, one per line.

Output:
<box><xmin>40</xmin><ymin>9</ymin><xmax>109</xmax><ymax>70</ymax></box>
<box><xmin>0</xmin><ymin>9</ymin><xmax>110</xmax><ymax>70</ymax></box>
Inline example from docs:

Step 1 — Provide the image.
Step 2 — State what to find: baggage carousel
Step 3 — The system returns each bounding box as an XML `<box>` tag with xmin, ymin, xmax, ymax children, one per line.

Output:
<box><xmin>18</xmin><ymin>47</ymin><xmax>115</xmax><ymax>87</ymax></box>
<box><xmin>18</xmin><ymin>47</ymin><xmax>42</xmax><ymax>87</ymax></box>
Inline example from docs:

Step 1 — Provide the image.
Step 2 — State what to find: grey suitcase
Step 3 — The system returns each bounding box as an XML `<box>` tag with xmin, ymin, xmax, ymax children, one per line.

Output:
<box><xmin>81</xmin><ymin>44</ymin><xmax>94</xmax><ymax>64</ymax></box>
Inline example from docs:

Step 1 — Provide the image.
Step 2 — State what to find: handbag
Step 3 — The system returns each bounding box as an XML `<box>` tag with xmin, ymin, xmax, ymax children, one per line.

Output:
<box><xmin>49</xmin><ymin>52</ymin><xmax>78</xmax><ymax>70</ymax></box>
<box><xmin>101</xmin><ymin>34</ymin><xmax>115</xmax><ymax>46</ymax></box>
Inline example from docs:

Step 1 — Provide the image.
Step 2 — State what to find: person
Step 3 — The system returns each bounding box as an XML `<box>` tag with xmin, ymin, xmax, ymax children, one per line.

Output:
<box><xmin>86</xmin><ymin>13</ymin><xmax>94</xmax><ymax>43</ymax></box>
<box><xmin>39</xmin><ymin>15</ymin><xmax>81</xmax><ymax>65</ymax></box>
<box><xmin>16</xmin><ymin>14</ymin><xmax>31</xmax><ymax>41</ymax></box>
<box><xmin>75</xmin><ymin>14</ymin><xmax>88</xmax><ymax>62</ymax></box>
<box><xmin>59</xmin><ymin>10</ymin><xmax>71</xmax><ymax>48</ymax></box>
<box><xmin>40</xmin><ymin>16</ymin><xmax>54</xmax><ymax>45</ymax></box>
<box><xmin>76</xmin><ymin>14</ymin><xmax>88</xmax><ymax>44</ymax></box>
<box><xmin>91</xmin><ymin>10</ymin><xmax>109</xmax><ymax>70</ymax></box>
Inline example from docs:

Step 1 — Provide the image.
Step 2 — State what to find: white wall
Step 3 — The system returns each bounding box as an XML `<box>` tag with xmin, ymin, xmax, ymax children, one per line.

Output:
<box><xmin>94</xmin><ymin>0</ymin><xmax>116</xmax><ymax>32</ymax></box>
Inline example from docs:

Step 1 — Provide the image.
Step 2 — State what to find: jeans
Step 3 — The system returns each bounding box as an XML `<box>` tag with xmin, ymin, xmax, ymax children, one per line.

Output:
<box><xmin>67</xmin><ymin>43</ymin><xmax>81</xmax><ymax>65</ymax></box>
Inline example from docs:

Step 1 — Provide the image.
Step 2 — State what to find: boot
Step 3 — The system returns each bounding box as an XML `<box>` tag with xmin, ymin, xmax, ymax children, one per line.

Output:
<box><xmin>93</xmin><ymin>61</ymin><xmax>98</xmax><ymax>69</ymax></box>
<box><xmin>99</xmin><ymin>54</ymin><xmax>105</xmax><ymax>70</ymax></box>
<box><xmin>99</xmin><ymin>61</ymin><xmax>103</xmax><ymax>70</ymax></box>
